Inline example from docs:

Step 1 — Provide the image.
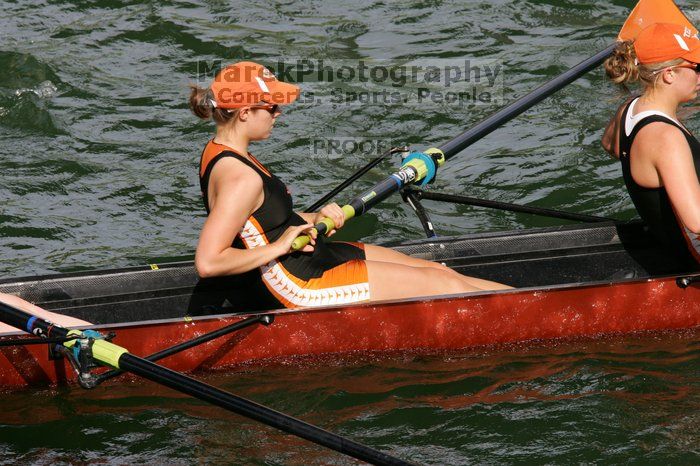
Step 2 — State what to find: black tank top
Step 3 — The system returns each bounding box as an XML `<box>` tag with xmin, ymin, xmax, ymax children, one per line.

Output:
<box><xmin>199</xmin><ymin>141</ymin><xmax>364</xmax><ymax>280</ymax></box>
<box><xmin>619</xmin><ymin>98</ymin><xmax>700</xmax><ymax>266</ymax></box>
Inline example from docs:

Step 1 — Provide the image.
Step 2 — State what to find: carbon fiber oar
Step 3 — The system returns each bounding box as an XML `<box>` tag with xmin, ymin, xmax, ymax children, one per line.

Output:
<box><xmin>291</xmin><ymin>149</ymin><xmax>445</xmax><ymax>250</ymax></box>
<box><xmin>0</xmin><ymin>302</ymin><xmax>413</xmax><ymax>466</ymax></box>
<box><xmin>437</xmin><ymin>44</ymin><xmax>616</xmax><ymax>162</ymax></box>
<box><xmin>301</xmin><ymin>0</ymin><xmax>689</xmax><ymax>238</ymax></box>
<box><xmin>294</xmin><ymin>46</ymin><xmax>615</xmax><ymax>250</ymax></box>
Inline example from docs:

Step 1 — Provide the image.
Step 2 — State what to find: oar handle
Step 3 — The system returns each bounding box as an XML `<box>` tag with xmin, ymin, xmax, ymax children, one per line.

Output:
<box><xmin>290</xmin><ymin>228</ymin><xmax>316</xmax><ymax>251</ymax></box>
<box><xmin>291</xmin><ymin>205</ymin><xmax>356</xmax><ymax>251</ymax></box>
<box><xmin>291</xmin><ymin>149</ymin><xmax>445</xmax><ymax>251</ymax></box>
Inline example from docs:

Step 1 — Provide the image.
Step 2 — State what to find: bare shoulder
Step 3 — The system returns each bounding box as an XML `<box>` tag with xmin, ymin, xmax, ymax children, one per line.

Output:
<box><xmin>634</xmin><ymin>121</ymin><xmax>689</xmax><ymax>156</ymax></box>
<box><xmin>209</xmin><ymin>156</ymin><xmax>263</xmax><ymax>189</ymax></box>
<box><xmin>206</xmin><ymin>156</ymin><xmax>264</xmax><ymax>216</ymax></box>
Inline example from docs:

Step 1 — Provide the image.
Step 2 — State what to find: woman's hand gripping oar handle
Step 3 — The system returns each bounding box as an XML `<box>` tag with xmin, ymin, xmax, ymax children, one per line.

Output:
<box><xmin>291</xmin><ymin>204</ymin><xmax>356</xmax><ymax>251</ymax></box>
<box><xmin>291</xmin><ymin>148</ymin><xmax>445</xmax><ymax>251</ymax></box>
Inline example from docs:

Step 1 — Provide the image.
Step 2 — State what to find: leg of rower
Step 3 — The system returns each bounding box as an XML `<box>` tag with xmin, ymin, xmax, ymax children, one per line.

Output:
<box><xmin>363</xmin><ymin>243</ymin><xmax>512</xmax><ymax>290</ymax></box>
<box><xmin>365</xmin><ymin>260</ymin><xmax>483</xmax><ymax>301</ymax></box>
<box><xmin>0</xmin><ymin>293</ymin><xmax>91</xmax><ymax>334</ymax></box>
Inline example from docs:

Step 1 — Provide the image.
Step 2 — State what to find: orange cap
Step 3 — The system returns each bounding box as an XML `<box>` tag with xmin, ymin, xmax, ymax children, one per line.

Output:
<box><xmin>210</xmin><ymin>61</ymin><xmax>300</xmax><ymax>109</ymax></box>
<box><xmin>634</xmin><ymin>22</ymin><xmax>700</xmax><ymax>64</ymax></box>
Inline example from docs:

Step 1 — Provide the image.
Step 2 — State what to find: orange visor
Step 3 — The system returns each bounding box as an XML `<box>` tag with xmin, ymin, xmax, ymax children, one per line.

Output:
<box><xmin>634</xmin><ymin>22</ymin><xmax>700</xmax><ymax>64</ymax></box>
<box><xmin>209</xmin><ymin>61</ymin><xmax>300</xmax><ymax>109</ymax></box>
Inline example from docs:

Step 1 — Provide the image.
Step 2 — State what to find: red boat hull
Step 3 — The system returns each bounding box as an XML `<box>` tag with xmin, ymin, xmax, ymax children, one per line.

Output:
<box><xmin>1</xmin><ymin>277</ymin><xmax>699</xmax><ymax>390</ymax></box>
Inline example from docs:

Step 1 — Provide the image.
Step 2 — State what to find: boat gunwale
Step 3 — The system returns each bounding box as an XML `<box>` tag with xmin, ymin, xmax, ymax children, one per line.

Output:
<box><xmin>0</xmin><ymin>220</ymin><xmax>638</xmax><ymax>287</ymax></box>
<box><xmin>2</xmin><ymin>269</ymin><xmax>698</xmax><ymax>338</ymax></box>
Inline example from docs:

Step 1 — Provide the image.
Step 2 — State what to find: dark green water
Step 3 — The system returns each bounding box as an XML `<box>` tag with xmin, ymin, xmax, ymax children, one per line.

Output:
<box><xmin>1</xmin><ymin>333</ymin><xmax>699</xmax><ymax>465</ymax></box>
<box><xmin>0</xmin><ymin>0</ymin><xmax>699</xmax><ymax>464</ymax></box>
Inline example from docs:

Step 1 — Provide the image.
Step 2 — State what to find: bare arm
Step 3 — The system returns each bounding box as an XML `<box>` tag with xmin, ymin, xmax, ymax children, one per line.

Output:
<box><xmin>650</xmin><ymin>128</ymin><xmax>700</xmax><ymax>234</ymax></box>
<box><xmin>195</xmin><ymin>159</ymin><xmax>313</xmax><ymax>278</ymax></box>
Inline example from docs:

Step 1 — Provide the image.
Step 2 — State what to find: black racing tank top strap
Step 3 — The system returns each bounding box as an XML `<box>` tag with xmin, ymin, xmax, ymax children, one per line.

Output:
<box><xmin>220</xmin><ymin>152</ymin><xmax>269</xmax><ymax>177</ymax></box>
<box><xmin>618</xmin><ymin>102</ymin><xmax>694</xmax><ymax>186</ymax></box>
<box><xmin>618</xmin><ymin>97</ymin><xmax>634</xmax><ymax>149</ymax></box>
<box><xmin>619</xmin><ymin>97</ymin><xmax>694</xmax><ymax>155</ymax></box>
<box><xmin>622</xmin><ymin>116</ymin><xmax>686</xmax><ymax>154</ymax></box>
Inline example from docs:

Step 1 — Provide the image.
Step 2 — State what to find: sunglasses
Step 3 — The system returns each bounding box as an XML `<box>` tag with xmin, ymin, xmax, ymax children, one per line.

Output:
<box><xmin>675</xmin><ymin>62</ymin><xmax>700</xmax><ymax>73</ymax></box>
<box><xmin>252</xmin><ymin>103</ymin><xmax>280</xmax><ymax>115</ymax></box>
<box><xmin>654</xmin><ymin>62</ymin><xmax>700</xmax><ymax>74</ymax></box>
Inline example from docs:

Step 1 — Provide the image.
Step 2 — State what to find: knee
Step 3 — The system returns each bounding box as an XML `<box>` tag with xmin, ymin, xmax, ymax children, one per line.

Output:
<box><xmin>424</xmin><ymin>260</ymin><xmax>449</xmax><ymax>271</ymax></box>
<box><xmin>425</xmin><ymin>268</ymin><xmax>467</xmax><ymax>293</ymax></box>
<box><xmin>446</xmin><ymin>274</ymin><xmax>469</xmax><ymax>293</ymax></box>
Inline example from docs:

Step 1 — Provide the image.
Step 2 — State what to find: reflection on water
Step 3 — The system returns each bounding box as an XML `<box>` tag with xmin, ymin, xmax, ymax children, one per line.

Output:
<box><xmin>1</xmin><ymin>330</ymin><xmax>698</xmax><ymax>464</ymax></box>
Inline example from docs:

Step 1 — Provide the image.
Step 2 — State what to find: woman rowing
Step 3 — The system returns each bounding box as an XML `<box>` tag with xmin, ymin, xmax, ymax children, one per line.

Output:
<box><xmin>0</xmin><ymin>293</ymin><xmax>89</xmax><ymax>334</ymax></box>
<box><xmin>189</xmin><ymin>61</ymin><xmax>509</xmax><ymax>309</ymax></box>
<box><xmin>603</xmin><ymin>22</ymin><xmax>700</xmax><ymax>269</ymax></box>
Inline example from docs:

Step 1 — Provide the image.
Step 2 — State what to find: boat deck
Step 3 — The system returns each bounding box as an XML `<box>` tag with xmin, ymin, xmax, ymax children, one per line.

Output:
<box><xmin>0</xmin><ymin>221</ymin><xmax>692</xmax><ymax>326</ymax></box>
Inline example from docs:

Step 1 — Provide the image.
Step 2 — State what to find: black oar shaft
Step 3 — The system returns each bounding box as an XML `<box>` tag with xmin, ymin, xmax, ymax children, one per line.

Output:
<box><xmin>0</xmin><ymin>302</ymin><xmax>412</xmax><ymax>466</ymax></box>
<box><xmin>440</xmin><ymin>43</ymin><xmax>617</xmax><ymax>160</ymax></box>
<box><xmin>291</xmin><ymin>163</ymin><xmax>422</xmax><ymax>249</ymax></box>
<box><xmin>407</xmin><ymin>188</ymin><xmax>614</xmax><ymax>223</ymax></box>
<box><xmin>306</xmin><ymin>150</ymin><xmax>397</xmax><ymax>213</ymax></box>
<box><xmin>96</xmin><ymin>315</ymin><xmax>268</xmax><ymax>383</ymax></box>
<box><xmin>307</xmin><ymin>44</ymin><xmax>617</xmax><ymax>208</ymax></box>
<box><xmin>349</xmin><ymin>176</ymin><xmax>405</xmax><ymax>217</ymax></box>
<box><xmin>118</xmin><ymin>354</ymin><xmax>410</xmax><ymax>466</ymax></box>
<box><xmin>0</xmin><ymin>302</ymin><xmax>48</xmax><ymax>336</ymax></box>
